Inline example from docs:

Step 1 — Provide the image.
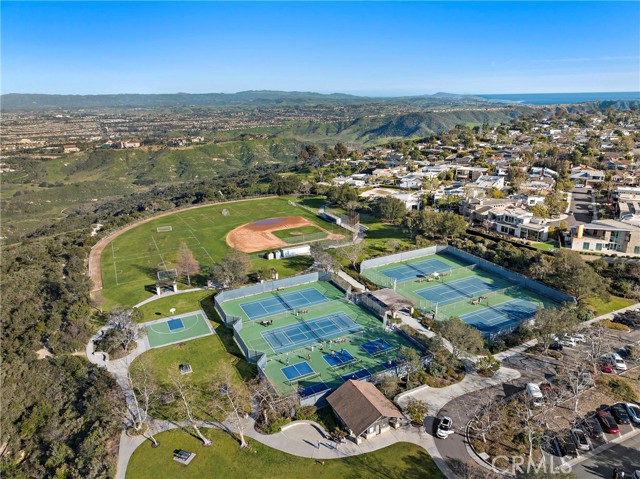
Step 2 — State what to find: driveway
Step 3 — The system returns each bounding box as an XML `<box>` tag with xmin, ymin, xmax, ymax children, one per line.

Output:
<box><xmin>569</xmin><ymin>188</ymin><xmax>595</xmax><ymax>224</ymax></box>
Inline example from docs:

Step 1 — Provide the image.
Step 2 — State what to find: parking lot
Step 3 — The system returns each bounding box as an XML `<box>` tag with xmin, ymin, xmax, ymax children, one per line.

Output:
<box><xmin>570</xmin><ymin>431</ymin><xmax>640</xmax><ymax>478</ymax></box>
<box><xmin>569</xmin><ymin>187</ymin><xmax>596</xmax><ymax>224</ymax></box>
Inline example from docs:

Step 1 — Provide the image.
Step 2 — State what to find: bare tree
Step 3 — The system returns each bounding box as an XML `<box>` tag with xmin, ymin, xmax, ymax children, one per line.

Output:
<box><xmin>583</xmin><ymin>325</ymin><xmax>611</xmax><ymax>375</ymax></box>
<box><xmin>210</xmin><ymin>363</ymin><xmax>250</xmax><ymax>448</ymax></box>
<box><xmin>107</xmin><ymin>307</ymin><xmax>144</xmax><ymax>352</ymax></box>
<box><xmin>338</xmin><ymin>240</ymin><xmax>365</xmax><ymax>270</ymax></box>
<box><xmin>309</xmin><ymin>244</ymin><xmax>340</xmax><ymax>273</ymax></box>
<box><xmin>468</xmin><ymin>399</ymin><xmax>505</xmax><ymax>443</ymax></box>
<box><xmin>126</xmin><ymin>360</ymin><xmax>160</xmax><ymax>446</ymax></box>
<box><xmin>208</xmin><ymin>249</ymin><xmax>250</xmax><ymax>288</ymax></box>
<box><xmin>249</xmin><ymin>377</ymin><xmax>297</xmax><ymax>427</ymax></box>
<box><xmin>176</xmin><ymin>242</ymin><xmax>200</xmax><ymax>286</ymax></box>
<box><xmin>171</xmin><ymin>370</ymin><xmax>211</xmax><ymax>446</ymax></box>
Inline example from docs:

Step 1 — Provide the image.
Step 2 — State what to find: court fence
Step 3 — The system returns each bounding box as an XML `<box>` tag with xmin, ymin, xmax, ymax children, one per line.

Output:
<box><xmin>360</xmin><ymin>245</ymin><xmax>446</xmax><ymax>272</ymax></box>
<box><xmin>232</xmin><ymin>318</ymin><xmax>263</xmax><ymax>363</ymax></box>
<box><xmin>443</xmin><ymin>246</ymin><xmax>575</xmax><ymax>305</ymax></box>
<box><xmin>214</xmin><ymin>272</ymin><xmax>333</xmax><ymax>325</ymax></box>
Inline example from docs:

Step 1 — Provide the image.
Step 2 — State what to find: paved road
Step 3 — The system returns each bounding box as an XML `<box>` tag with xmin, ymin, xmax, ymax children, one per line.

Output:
<box><xmin>571</xmin><ymin>431</ymin><xmax>640</xmax><ymax>478</ymax></box>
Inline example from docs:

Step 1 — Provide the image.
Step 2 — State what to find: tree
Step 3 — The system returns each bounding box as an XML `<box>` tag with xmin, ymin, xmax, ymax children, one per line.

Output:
<box><xmin>544</xmin><ymin>190</ymin><xmax>567</xmax><ymax>216</ymax></box>
<box><xmin>126</xmin><ymin>360</ymin><xmax>160</xmax><ymax>446</ymax></box>
<box><xmin>529</xmin><ymin>204</ymin><xmax>548</xmax><ymax>219</ymax></box>
<box><xmin>267</xmin><ymin>174</ymin><xmax>301</xmax><ymax>195</ymax></box>
<box><xmin>171</xmin><ymin>370</ymin><xmax>211</xmax><ymax>446</ymax></box>
<box><xmin>438</xmin><ymin>212</ymin><xmax>468</xmax><ymax>241</ymax></box>
<box><xmin>550</xmin><ymin>250</ymin><xmax>608</xmax><ymax>302</ymax></box>
<box><xmin>210</xmin><ymin>363</ymin><xmax>250</xmax><ymax>448</ymax></box>
<box><xmin>507</xmin><ymin>166</ymin><xmax>527</xmax><ymax>192</ymax></box>
<box><xmin>106</xmin><ymin>307</ymin><xmax>144</xmax><ymax>352</ymax></box>
<box><xmin>338</xmin><ymin>240</ymin><xmax>365</xmax><ymax>270</ymax></box>
<box><xmin>404</xmin><ymin>399</ymin><xmax>429</xmax><ymax>425</ymax></box>
<box><xmin>531</xmin><ymin>306</ymin><xmax>577</xmax><ymax>352</ymax></box>
<box><xmin>309</xmin><ymin>244</ymin><xmax>340</xmax><ymax>273</ymax></box>
<box><xmin>469</xmin><ymin>399</ymin><xmax>504</xmax><ymax>443</ymax></box>
<box><xmin>400</xmin><ymin>346</ymin><xmax>423</xmax><ymax>387</ymax></box>
<box><xmin>438</xmin><ymin>317</ymin><xmax>484</xmax><ymax>360</ymax></box>
<box><xmin>208</xmin><ymin>249</ymin><xmax>250</xmax><ymax>288</ymax></box>
<box><xmin>475</xmin><ymin>353</ymin><xmax>501</xmax><ymax>377</ymax></box>
<box><xmin>375</xmin><ymin>196</ymin><xmax>407</xmax><ymax>224</ymax></box>
<box><xmin>176</xmin><ymin>242</ymin><xmax>200</xmax><ymax>286</ymax></box>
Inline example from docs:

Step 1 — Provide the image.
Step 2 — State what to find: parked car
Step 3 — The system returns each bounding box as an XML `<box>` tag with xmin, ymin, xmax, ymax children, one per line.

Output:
<box><xmin>610</xmin><ymin>403</ymin><xmax>631</xmax><ymax>424</ymax></box>
<box><xmin>597</xmin><ymin>358</ymin><xmax>614</xmax><ymax>373</ymax></box>
<box><xmin>583</xmin><ymin>416</ymin><xmax>604</xmax><ymax>439</ymax></box>
<box><xmin>526</xmin><ymin>383</ymin><xmax>544</xmax><ymax>407</ymax></box>
<box><xmin>625</xmin><ymin>403</ymin><xmax>640</xmax><ymax>425</ymax></box>
<box><xmin>565</xmin><ymin>332</ymin><xmax>586</xmax><ymax>343</ymax></box>
<box><xmin>633</xmin><ymin>470</ymin><xmax>640</xmax><ymax>479</ymax></box>
<box><xmin>570</xmin><ymin>428</ymin><xmax>591</xmax><ymax>451</ymax></box>
<box><xmin>436</xmin><ymin>416</ymin><xmax>454</xmax><ymax>439</ymax></box>
<box><xmin>549</xmin><ymin>342</ymin><xmax>563</xmax><ymax>351</ymax></box>
<box><xmin>597</xmin><ymin>410</ymin><xmax>620</xmax><ymax>434</ymax></box>
<box><xmin>555</xmin><ymin>335</ymin><xmax>577</xmax><ymax>347</ymax></box>
<box><xmin>609</xmin><ymin>353</ymin><xmax>628</xmax><ymax>371</ymax></box>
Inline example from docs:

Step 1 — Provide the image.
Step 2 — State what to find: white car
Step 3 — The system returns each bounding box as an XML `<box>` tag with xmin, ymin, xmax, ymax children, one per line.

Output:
<box><xmin>570</xmin><ymin>428</ymin><xmax>591</xmax><ymax>451</ymax></box>
<box><xmin>526</xmin><ymin>383</ymin><xmax>544</xmax><ymax>407</ymax></box>
<box><xmin>609</xmin><ymin>353</ymin><xmax>628</xmax><ymax>371</ymax></box>
<box><xmin>567</xmin><ymin>332</ymin><xmax>586</xmax><ymax>343</ymax></box>
<box><xmin>555</xmin><ymin>335</ymin><xmax>577</xmax><ymax>347</ymax></box>
<box><xmin>436</xmin><ymin>416</ymin><xmax>454</xmax><ymax>439</ymax></box>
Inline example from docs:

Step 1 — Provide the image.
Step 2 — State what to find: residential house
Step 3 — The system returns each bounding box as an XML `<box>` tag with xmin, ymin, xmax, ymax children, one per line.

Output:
<box><xmin>63</xmin><ymin>145</ymin><xmax>80</xmax><ymax>153</ymax></box>
<box><xmin>455</xmin><ymin>166</ymin><xmax>487</xmax><ymax>182</ymax></box>
<box><xmin>474</xmin><ymin>175</ymin><xmax>505</xmax><ymax>191</ymax></box>
<box><xmin>326</xmin><ymin>380</ymin><xmax>405</xmax><ymax>444</ymax></box>
<box><xmin>570</xmin><ymin>220</ymin><xmax>640</xmax><ymax>255</ymax></box>
<box><xmin>398</xmin><ymin>175</ymin><xmax>423</xmax><ymax>190</ymax></box>
<box><xmin>570</xmin><ymin>166</ymin><xmax>605</xmax><ymax>186</ymax></box>
<box><xmin>486</xmin><ymin>206</ymin><xmax>550</xmax><ymax>241</ymax></box>
<box><xmin>459</xmin><ymin>197</ymin><xmax>519</xmax><ymax>223</ymax></box>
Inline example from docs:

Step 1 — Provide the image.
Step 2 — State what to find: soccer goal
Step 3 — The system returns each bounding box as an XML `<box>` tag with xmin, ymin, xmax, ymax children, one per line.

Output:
<box><xmin>157</xmin><ymin>226</ymin><xmax>173</xmax><ymax>233</ymax></box>
<box><xmin>288</xmin><ymin>200</ymin><xmax>297</xmax><ymax>207</ymax></box>
<box><xmin>157</xmin><ymin>269</ymin><xmax>178</xmax><ymax>281</ymax></box>
<box><xmin>221</xmin><ymin>209</ymin><xmax>230</xmax><ymax>217</ymax></box>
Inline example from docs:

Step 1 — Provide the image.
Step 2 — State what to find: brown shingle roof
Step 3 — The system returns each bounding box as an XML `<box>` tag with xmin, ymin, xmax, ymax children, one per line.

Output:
<box><xmin>326</xmin><ymin>380</ymin><xmax>403</xmax><ymax>437</ymax></box>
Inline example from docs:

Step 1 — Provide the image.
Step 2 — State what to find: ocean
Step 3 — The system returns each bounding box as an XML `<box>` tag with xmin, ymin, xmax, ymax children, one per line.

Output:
<box><xmin>476</xmin><ymin>92</ymin><xmax>640</xmax><ymax>106</ymax></box>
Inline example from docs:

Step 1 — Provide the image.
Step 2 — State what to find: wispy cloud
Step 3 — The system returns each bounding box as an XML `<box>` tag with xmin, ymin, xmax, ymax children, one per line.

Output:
<box><xmin>528</xmin><ymin>55</ymin><xmax>640</xmax><ymax>64</ymax></box>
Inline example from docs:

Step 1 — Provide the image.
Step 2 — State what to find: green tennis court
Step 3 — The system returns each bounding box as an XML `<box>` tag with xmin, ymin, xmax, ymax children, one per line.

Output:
<box><xmin>145</xmin><ymin>310</ymin><xmax>214</xmax><ymax>348</ymax></box>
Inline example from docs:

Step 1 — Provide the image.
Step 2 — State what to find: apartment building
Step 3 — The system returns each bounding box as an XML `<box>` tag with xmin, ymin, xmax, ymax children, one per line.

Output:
<box><xmin>570</xmin><ymin>220</ymin><xmax>640</xmax><ymax>256</ymax></box>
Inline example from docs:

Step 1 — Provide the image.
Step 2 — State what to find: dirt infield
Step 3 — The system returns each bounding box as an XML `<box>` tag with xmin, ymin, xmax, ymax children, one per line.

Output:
<box><xmin>226</xmin><ymin>216</ymin><xmax>343</xmax><ymax>253</ymax></box>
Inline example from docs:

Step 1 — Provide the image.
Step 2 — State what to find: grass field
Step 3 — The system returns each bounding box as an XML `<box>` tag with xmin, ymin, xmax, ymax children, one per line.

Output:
<box><xmin>136</xmin><ymin>290</ymin><xmax>214</xmax><ymax>323</ymax></box>
<box><xmin>131</xmin><ymin>293</ymin><xmax>255</xmax><ymax>417</ymax></box>
<box><xmin>126</xmin><ymin>429</ymin><xmax>444</xmax><ymax>479</ymax></box>
<box><xmin>219</xmin><ymin>280</ymin><xmax>420</xmax><ymax>395</ymax></box>
<box><xmin>586</xmin><ymin>295</ymin><xmax>637</xmax><ymax>316</ymax></box>
<box><xmin>362</xmin><ymin>251</ymin><xmax>562</xmax><ymax>335</ymax></box>
<box><xmin>271</xmin><ymin>225</ymin><xmax>328</xmax><ymax>244</ymax></box>
<box><xmin>98</xmin><ymin>197</ymin><xmax>338</xmax><ymax>308</ymax></box>
<box><xmin>530</xmin><ymin>241</ymin><xmax>559</xmax><ymax>251</ymax></box>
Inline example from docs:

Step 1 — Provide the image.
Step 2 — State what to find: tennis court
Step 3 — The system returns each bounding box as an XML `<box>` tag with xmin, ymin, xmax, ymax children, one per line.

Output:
<box><xmin>417</xmin><ymin>276</ymin><xmax>496</xmax><ymax>304</ymax></box>
<box><xmin>261</xmin><ymin>312</ymin><xmax>362</xmax><ymax>353</ymax></box>
<box><xmin>361</xmin><ymin>338</ymin><xmax>394</xmax><ymax>355</ymax></box>
<box><xmin>240</xmin><ymin>287</ymin><xmax>328</xmax><ymax>320</ymax></box>
<box><xmin>145</xmin><ymin>310</ymin><xmax>214</xmax><ymax>348</ymax></box>
<box><xmin>323</xmin><ymin>349</ymin><xmax>356</xmax><ymax>367</ymax></box>
<box><xmin>299</xmin><ymin>382</ymin><xmax>330</xmax><ymax>399</ymax></box>
<box><xmin>380</xmin><ymin>258</ymin><xmax>452</xmax><ymax>282</ymax></box>
<box><xmin>341</xmin><ymin>368</ymin><xmax>371</xmax><ymax>382</ymax></box>
<box><xmin>460</xmin><ymin>298</ymin><xmax>538</xmax><ymax>334</ymax></box>
<box><xmin>281</xmin><ymin>361</ymin><xmax>315</xmax><ymax>381</ymax></box>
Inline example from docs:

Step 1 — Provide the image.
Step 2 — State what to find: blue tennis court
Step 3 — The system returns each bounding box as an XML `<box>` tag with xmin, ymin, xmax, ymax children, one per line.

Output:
<box><xmin>460</xmin><ymin>298</ymin><xmax>538</xmax><ymax>335</ymax></box>
<box><xmin>240</xmin><ymin>287</ymin><xmax>329</xmax><ymax>320</ymax></box>
<box><xmin>281</xmin><ymin>361</ymin><xmax>315</xmax><ymax>381</ymax></box>
<box><xmin>262</xmin><ymin>312</ymin><xmax>362</xmax><ymax>353</ymax></box>
<box><xmin>167</xmin><ymin>318</ymin><xmax>184</xmax><ymax>331</ymax></box>
<box><xmin>342</xmin><ymin>368</ymin><xmax>371</xmax><ymax>382</ymax></box>
<box><xmin>299</xmin><ymin>382</ymin><xmax>330</xmax><ymax>398</ymax></box>
<box><xmin>323</xmin><ymin>349</ymin><xmax>355</xmax><ymax>367</ymax></box>
<box><xmin>417</xmin><ymin>277</ymin><xmax>496</xmax><ymax>304</ymax></box>
<box><xmin>380</xmin><ymin>258</ymin><xmax>452</xmax><ymax>282</ymax></box>
<box><xmin>361</xmin><ymin>338</ymin><xmax>393</xmax><ymax>355</ymax></box>
<box><xmin>380</xmin><ymin>359</ymin><xmax>398</xmax><ymax>371</ymax></box>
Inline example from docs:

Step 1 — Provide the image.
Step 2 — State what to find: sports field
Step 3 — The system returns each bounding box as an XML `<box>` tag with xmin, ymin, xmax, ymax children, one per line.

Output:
<box><xmin>144</xmin><ymin>310</ymin><xmax>215</xmax><ymax>348</ymax></box>
<box><xmin>218</xmin><ymin>280</ymin><xmax>421</xmax><ymax>395</ymax></box>
<box><xmin>98</xmin><ymin>197</ymin><xmax>339</xmax><ymax>307</ymax></box>
<box><xmin>362</xmin><ymin>252</ymin><xmax>561</xmax><ymax>335</ymax></box>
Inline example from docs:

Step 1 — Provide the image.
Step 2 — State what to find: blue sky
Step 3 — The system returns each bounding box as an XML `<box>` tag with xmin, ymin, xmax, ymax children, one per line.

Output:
<box><xmin>2</xmin><ymin>1</ymin><xmax>639</xmax><ymax>95</ymax></box>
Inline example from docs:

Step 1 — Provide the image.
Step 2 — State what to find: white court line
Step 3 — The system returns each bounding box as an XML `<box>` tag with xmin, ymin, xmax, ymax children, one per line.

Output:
<box><xmin>151</xmin><ymin>236</ymin><xmax>168</xmax><ymax>270</ymax></box>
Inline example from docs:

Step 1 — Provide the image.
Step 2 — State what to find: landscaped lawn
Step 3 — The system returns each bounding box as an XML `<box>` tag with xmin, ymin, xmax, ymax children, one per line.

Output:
<box><xmin>530</xmin><ymin>241</ymin><xmax>558</xmax><ymax>251</ymax></box>
<box><xmin>126</xmin><ymin>429</ymin><xmax>444</xmax><ymax>479</ymax></box>
<box><xmin>136</xmin><ymin>290</ymin><xmax>214</xmax><ymax>322</ymax></box>
<box><xmin>586</xmin><ymin>295</ymin><xmax>636</xmax><ymax>316</ymax></box>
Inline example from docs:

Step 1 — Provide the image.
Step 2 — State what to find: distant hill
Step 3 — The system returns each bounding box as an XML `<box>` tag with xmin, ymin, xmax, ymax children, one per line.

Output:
<box><xmin>0</xmin><ymin>90</ymin><xmax>491</xmax><ymax>111</ymax></box>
